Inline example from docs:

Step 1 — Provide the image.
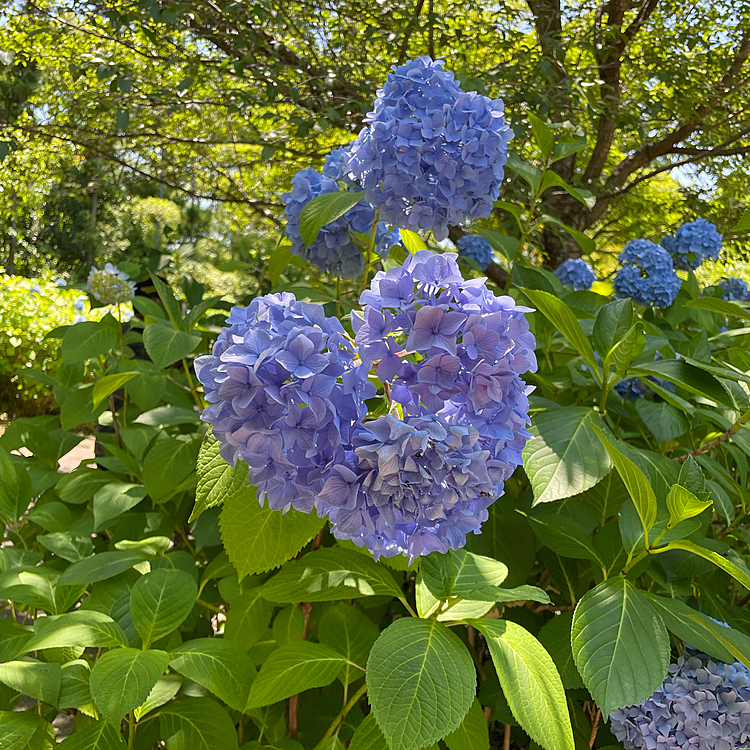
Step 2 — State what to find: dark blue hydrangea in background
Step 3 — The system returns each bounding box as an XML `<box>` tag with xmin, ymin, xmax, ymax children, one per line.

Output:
<box><xmin>610</xmin><ymin>644</ymin><xmax>750</xmax><ymax>750</ymax></box>
<box><xmin>721</xmin><ymin>277</ymin><xmax>749</xmax><ymax>302</ymax></box>
<box><xmin>456</xmin><ymin>235</ymin><xmax>494</xmax><ymax>269</ymax></box>
<box><xmin>347</xmin><ymin>57</ymin><xmax>513</xmax><ymax>241</ymax></box>
<box><xmin>661</xmin><ymin>218</ymin><xmax>723</xmax><ymax>271</ymax></box>
<box><xmin>614</xmin><ymin>378</ymin><xmax>647</xmax><ymax>400</ymax></box>
<box><xmin>613</xmin><ymin>239</ymin><xmax>681</xmax><ymax>308</ymax></box>
<box><xmin>554</xmin><ymin>258</ymin><xmax>596</xmax><ymax>291</ymax></box>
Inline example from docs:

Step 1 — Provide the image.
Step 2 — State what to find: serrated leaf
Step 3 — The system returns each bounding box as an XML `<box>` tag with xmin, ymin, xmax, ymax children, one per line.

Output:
<box><xmin>400</xmin><ymin>228</ymin><xmax>427</xmax><ymax>253</ymax></box>
<box><xmin>92</xmin><ymin>373</ymin><xmax>139</xmax><ymax>408</ymax></box>
<box><xmin>62</xmin><ymin>321</ymin><xmax>118</xmax><ymax>364</ymax></box>
<box><xmin>191</xmin><ymin>433</ymin><xmax>247</xmax><ymax>521</ymax></box>
<box><xmin>349</xmin><ymin>713</ymin><xmax>389</xmax><ymax>750</ymax></box>
<box><xmin>131</xmin><ymin>569</ymin><xmax>197</xmax><ymax>647</ymax></box>
<box><xmin>0</xmin><ymin>659</ymin><xmax>61</xmax><ymax>706</ymax></box>
<box><xmin>523</xmin><ymin>407</ymin><xmax>612</xmax><ymax>504</ymax></box>
<box><xmin>58</xmin><ymin>550</ymin><xmax>149</xmax><ymax>585</ymax></box>
<box><xmin>220</xmin><ymin>484</ymin><xmax>324</xmax><ymax>579</ymax></box>
<box><xmin>540</xmin><ymin>170</ymin><xmax>595</xmax><ymax>209</ymax></box>
<box><xmin>245</xmin><ymin>641</ymin><xmax>347</xmax><ymax>709</ymax></box>
<box><xmin>571</xmin><ymin>577</ymin><xmax>669</xmax><ymax>716</ymax></box>
<box><xmin>367</xmin><ymin>618</ymin><xmax>475</xmax><ymax>750</ymax></box>
<box><xmin>160</xmin><ymin>697</ymin><xmax>239</xmax><ymax>750</ymax></box>
<box><xmin>476</xmin><ymin>228</ymin><xmax>520</xmax><ymax>263</ymax></box>
<box><xmin>665</xmin><ymin>484</ymin><xmax>712</xmax><ymax>527</ymax></box>
<box><xmin>660</xmin><ymin>540</ymin><xmax>750</xmax><ymax>590</ymax></box>
<box><xmin>635</xmin><ymin>401</ymin><xmax>689</xmax><ymax>443</ymax></box>
<box><xmin>444</xmin><ymin>698</ymin><xmax>489</xmax><ymax>750</ymax></box>
<box><xmin>537</xmin><ymin>214</ymin><xmax>595</xmax><ymax>253</ymax></box>
<box><xmin>260</xmin><ymin>547</ymin><xmax>402</xmax><ymax>602</ymax></box>
<box><xmin>528</xmin><ymin>113</ymin><xmax>554</xmax><ymax>156</ymax></box>
<box><xmin>319</xmin><ymin>603</ymin><xmax>378</xmax><ymax>685</ymax></box>
<box><xmin>470</xmin><ymin>619</ymin><xmax>573</xmax><ymax>750</ymax></box>
<box><xmin>143</xmin><ymin>323</ymin><xmax>200</xmax><ymax>370</ymax></box>
<box><xmin>419</xmin><ymin>548</ymin><xmax>508</xmax><ymax>601</ymax></box>
<box><xmin>527</xmin><ymin>514</ymin><xmax>605</xmax><ymax>566</ymax></box>
<box><xmin>58</xmin><ymin>720</ymin><xmax>126</xmax><ymax>748</ymax></box>
<box><xmin>537</xmin><ymin>611</ymin><xmax>583</xmax><ymax>689</ymax></box>
<box><xmin>25</xmin><ymin>610</ymin><xmax>127</xmax><ymax>651</ymax></box>
<box><xmin>628</xmin><ymin>360</ymin><xmax>728</xmax><ymax>404</ymax></box>
<box><xmin>0</xmin><ymin>712</ymin><xmax>55</xmax><ymax>750</ymax></box>
<box><xmin>134</xmin><ymin>674</ymin><xmax>182</xmax><ymax>720</ymax></box>
<box><xmin>268</xmin><ymin>243</ymin><xmax>293</xmax><ymax>285</ymax></box>
<box><xmin>93</xmin><ymin>483</ymin><xmax>147</xmax><ymax>530</ymax></box>
<box><xmin>142</xmin><ymin>437</ymin><xmax>201</xmax><ymax>503</ymax></box>
<box><xmin>685</xmin><ymin>295</ymin><xmax>750</xmax><ymax>322</ymax></box>
<box><xmin>299</xmin><ymin>191</ymin><xmax>365</xmax><ymax>248</ymax></box>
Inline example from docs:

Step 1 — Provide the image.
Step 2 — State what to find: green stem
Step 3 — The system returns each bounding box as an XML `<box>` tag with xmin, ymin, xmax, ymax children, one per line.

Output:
<box><xmin>399</xmin><ymin>597</ymin><xmax>419</xmax><ymax>618</ymax></box>
<box><xmin>128</xmin><ymin>711</ymin><xmax>137</xmax><ymax>748</ymax></box>
<box><xmin>358</xmin><ymin>209</ymin><xmax>379</xmax><ymax>296</ymax></box>
<box><xmin>316</xmin><ymin>682</ymin><xmax>368</xmax><ymax>746</ymax></box>
<box><xmin>182</xmin><ymin>357</ymin><xmax>203</xmax><ymax>409</ymax></box>
<box><xmin>336</xmin><ymin>275</ymin><xmax>342</xmax><ymax>319</ymax></box>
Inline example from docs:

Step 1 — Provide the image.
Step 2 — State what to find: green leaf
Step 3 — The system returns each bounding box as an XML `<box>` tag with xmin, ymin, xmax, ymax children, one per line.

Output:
<box><xmin>191</xmin><ymin>433</ymin><xmax>247</xmax><ymax>521</ymax></box>
<box><xmin>299</xmin><ymin>191</ymin><xmax>365</xmax><ymax>248</ymax></box>
<box><xmin>25</xmin><ymin>610</ymin><xmax>128</xmax><ymax>651</ymax></box>
<box><xmin>147</xmin><ymin>272</ymin><xmax>183</xmax><ymax>326</ymax></box>
<box><xmin>419</xmin><ymin>548</ymin><xmax>508</xmax><ymax>601</ymax></box>
<box><xmin>635</xmin><ymin>401</ymin><xmax>689</xmax><ymax>443</ymax></box>
<box><xmin>92</xmin><ymin>372</ymin><xmax>139</xmax><ymax>408</ymax></box>
<box><xmin>660</xmin><ymin>540</ymin><xmax>750</xmax><ymax>591</ymax></box>
<box><xmin>507</xmin><ymin>153</ymin><xmax>542</xmax><ymax>191</ymax></box>
<box><xmin>551</xmin><ymin>137</ymin><xmax>587</xmax><ymax>163</ymax></box>
<box><xmin>37</xmin><ymin>531</ymin><xmax>93</xmax><ymax>563</ymax></box>
<box><xmin>59</xmin><ymin>660</ymin><xmax>94</xmax><ymax>711</ymax></box>
<box><xmin>224</xmin><ymin>588</ymin><xmax>275</xmax><ymax>649</ymax></box>
<box><xmin>220</xmin><ymin>484</ymin><xmax>324</xmax><ymax>579</ymax></box>
<box><xmin>666</xmin><ymin>484</ymin><xmax>712</xmax><ymax>527</ymax></box>
<box><xmin>58</xmin><ymin>550</ymin><xmax>149</xmax><ymax>585</ymax></box>
<box><xmin>143</xmin><ymin>437</ymin><xmax>201</xmax><ymax>502</ymax></box>
<box><xmin>245</xmin><ymin>641</ymin><xmax>347</xmax><ymax>709</ymax></box>
<box><xmin>522</xmin><ymin>407</ymin><xmax>611</xmax><ymax>504</ymax></box>
<box><xmin>89</xmin><ymin>648</ymin><xmax>170</xmax><ymax>724</ymax></box>
<box><xmin>367</xmin><ymin>618</ymin><xmax>475</xmax><ymax>750</ymax></box>
<box><xmin>593</xmin><ymin>299</ymin><xmax>632</xmax><ymax>357</ymax></box>
<box><xmin>349</xmin><ymin>713</ymin><xmax>389</xmax><ymax>750</ymax></box>
<box><xmin>571</xmin><ymin>577</ymin><xmax>669</xmax><ymax>716</ymax></box>
<box><xmin>170</xmin><ymin>638</ymin><xmax>257</xmax><ymax>711</ymax></box>
<box><xmin>260</xmin><ymin>547</ymin><xmax>402</xmax><ymax>602</ymax></box>
<box><xmin>537</xmin><ymin>611</ymin><xmax>583</xmax><ymax>689</ymax></box>
<box><xmin>470</xmin><ymin>619</ymin><xmax>573</xmax><ymax>750</ymax></box>
<box><xmin>62</xmin><ymin>320</ymin><xmax>118</xmax><ymax>364</ymax></box>
<box><xmin>143</xmin><ymin>323</ymin><xmax>201</xmax><ymax>369</ymax></box>
<box><xmin>537</xmin><ymin>214</ymin><xmax>595</xmax><ymax>253</ymax></box>
<box><xmin>318</xmin><ymin>602</ymin><xmax>378</xmax><ymax>685</ymax></box>
<box><xmin>527</xmin><ymin>514</ymin><xmax>604</xmax><ymax>566</ymax></box>
<box><xmin>0</xmin><ymin>619</ymin><xmax>33</xmax><ymax>661</ymax></box>
<box><xmin>685</xmin><ymin>296</ymin><xmax>750</xmax><ymax>323</ymax></box>
<box><xmin>520</xmin><ymin>288</ymin><xmax>599</xmax><ymax>375</ymax></box>
<box><xmin>0</xmin><ymin>659</ymin><xmax>61</xmax><ymax>705</ymax></box>
<box><xmin>93</xmin><ymin>483</ymin><xmax>148</xmax><ymax>530</ymax></box>
<box><xmin>0</xmin><ymin>712</ymin><xmax>55</xmax><ymax>750</ymax></box>
<box><xmin>58</xmin><ymin>720</ymin><xmax>126</xmax><ymax>749</ymax></box>
<box><xmin>476</xmin><ymin>228</ymin><xmax>520</xmax><ymax>263</ymax></box>
<box><xmin>60</xmin><ymin>385</ymin><xmax>109</xmax><ymax>430</ymax></box>
<box><xmin>495</xmin><ymin>200</ymin><xmax>524</xmax><ymax>230</ymax></box>
<box><xmin>160</xmin><ymin>697</ymin><xmax>239</xmax><ymax>750</ymax></box>
<box><xmin>134</xmin><ymin>674</ymin><xmax>182</xmax><ymax>720</ymax></box>
<box><xmin>444</xmin><ymin>698</ymin><xmax>489</xmax><ymax>750</ymax></box>
<box><xmin>268</xmin><ymin>243</ymin><xmax>293</xmax><ymax>285</ymax></box>
<box><xmin>628</xmin><ymin>360</ymin><xmax>728</xmax><ymax>404</ymax></box>
<box><xmin>528</xmin><ymin>113</ymin><xmax>554</xmax><ymax>156</ymax></box>
<box><xmin>400</xmin><ymin>229</ymin><xmax>428</xmax><ymax>253</ymax></box>
<box><xmin>590</xmin><ymin>425</ymin><xmax>657</xmax><ymax>544</ymax></box>
<box><xmin>131</xmin><ymin>569</ymin><xmax>198</xmax><ymax>647</ymax></box>
<box><xmin>540</xmin><ymin>170</ymin><xmax>595</xmax><ymax>209</ymax></box>
<box><xmin>182</xmin><ymin>296</ymin><xmax>222</xmax><ymax>332</ymax></box>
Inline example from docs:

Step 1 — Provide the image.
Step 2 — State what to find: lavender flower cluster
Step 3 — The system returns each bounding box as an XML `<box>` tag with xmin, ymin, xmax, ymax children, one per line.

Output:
<box><xmin>197</xmin><ymin>252</ymin><xmax>536</xmax><ymax>560</ymax></box>
<box><xmin>346</xmin><ymin>57</ymin><xmax>513</xmax><ymax>241</ymax></box>
<box><xmin>555</xmin><ymin>258</ymin><xmax>596</xmax><ymax>291</ymax></box>
<box><xmin>195</xmin><ymin>293</ymin><xmax>372</xmax><ymax>513</ymax></box>
<box><xmin>721</xmin><ymin>277</ymin><xmax>749</xmax><ymax>302</ymax></box>
<box><xmin>610</xmin><ymin>646</ymin><xmax>750</xmax><ymax>750</ymax></box>
<box><xmin>87</xmin><ymin>263</ymin><xmax>136</xmax><ymax>305</ymax></box>
<box><xmin>456</xmin><ymin>235</ymin><xmax>494</xmax><ymax>269</ymax></box>
<box><xmin>614</xmin><ymin>239</ymin><xmax>681</xmax><ymax>308</ymax></box>
<box><xmin>662</xmin><ymin>219</ymin><xmax>723</xmax><ymax>271</ymax></box>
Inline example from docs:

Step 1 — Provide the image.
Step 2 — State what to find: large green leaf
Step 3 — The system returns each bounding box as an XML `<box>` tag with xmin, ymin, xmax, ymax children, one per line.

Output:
<box><xmin>660</xmin><ymin>540</ymin><xmax>750</xmax><ymax>590</ymax></box>
<box><xmin>92</xmin><ymin>372</ymin><xmax>139</xmax><ymax>408</ymax></box>
<box><xmin>142</xmin><ymin>322</ymin><xmax>201</xmax><ymax>369</ymax></box>
<box><xmin>62</xmin><ymin>320</ymin><xmax>118</xmax><ymax>364</ymax></box>
<box><xmin>58</xmin><ymin>660</ymin><xmax>93</xmax><ymax>711</ymax></box>
<box><xmin>635</xmin><ymin>400</ymin><xmax>689</xmax><ymax>443</ymax></box>
<box><xmin>348</xmin><ymin>713</ymin><xmax>389</xmax><ymax>750</ymax></box>
<box><xmin>520</xmin><ymin>288</ymin><xmax>599</xmax><ymax>374</ymax></box>
<box><xmin>367</xmin><ymin>618</ymin><xmax>475</xmax><ymax>750</ymax></box>
<box><xmin>527</xmin><ymin>514</ymin><xmax>604</xmax><ymax>566</ymax></box>
<box><xmin>0</xmin><ymin>659</ymin><xmax>61</xmax><ymax>705</ymax></box>
<box><xmin>628</xmin><ymin>360</ymin><xmax>729</xmax><ymax>404</ymax></box>
<box><xmin>58</xmin><ymin>550</ymin><xmax>149</xmax><ymax>585</ymax></box>
<box><xmin>444</xmin><ymin>698</ymin><xmax>490</xmax><ymax>750</ymax></box>
<box><xmin>223</xmin><ymin>588</ymin><xmax>275</xmax><ymax>649</ymax></box>
<box><xmin>25</xmin><ymin>610</ymin><xmax>128</xmax><ymax>651</ymax></box>
<box><xmin>89</xmin><ymin>648</ymin><xmax>170</xmax><ymax>724</ymax></box>
<box><xmin>170</xmin><ymin>638</ymin><xmax>257</xmax><ymax>711</ymax></box>
<box><xmin>0</xmin><ymin>711</ymin><xmax>55</xmax><ymax>750</ymax></box>
<box><xmin>160</xmin><ymin>697</ymin><xmax>239</xmax><ymax>750</ymax></box>
<box><xmin>419</xmin><ymin>548</ymin><xmax>508</xmax><ymax>601</ymax></box>
<box><xmin>299</xmin><ymin>190</ymin><xmax>365</xmax><ymax>247</ymax></box>
<box><xmin>523</xmin><ymin>407</ymin><xmax>611</xmax><ymax>504</ymax></box>
<box><xmin>58</xmin><ymin>721</ymin><xmax>126</xmax><ymax>749</ymax></box>
<box><xmin>142</xmin><ymin>437</ymin><xmax>201</xmax><ymax>502</ymax></box>
<box><xmin>685</xmin><ymin>296</ymin><xmax>750</xmax><ymax>323</ymax></box>
<box><xmin>0</xmin><ymin>619</ymin><xmax>33</xmax><ymax>661</ymax></box>
<box><xmin>92</xmin><ymin>483</ymin><xmax>148</xmax><ymax>530</ymax></box>
<box><xmin>220</xmin><ymin>484</ymin><xmax>325</xmax><ymax>579</ymax></box>
<box><xmin>537</xmin><ymin>611</ymin><xmax>583</xmax><ymax>689</ymax></box>
<box><xmin>130</xmin><ymin>568</ymin><xmax>198</xmax><ymax>647</ymax></box>
<box><xmin>571</xmin><ymin>577</ymin><xmax>669</xmax><ymax>716</ymax></box>
<box><xmin>245</xmin><ymin>641</ymin><xmax>347</xmax><ymax>709</ymax></box>
<box><xmin>191</xmin><ymin>433</ymin><xmax>247</xmax><ymax>521</ymax></box>
<box><xmin>134</xmin><ymin>674</ymin><xmax>182</xmax><ymax>720</ymax></box>
<box><xmin>470</xmin><ymin>619</ymin><xmax>573</xmax><ymax>750</ymax></box>
<box><xmin>665</xmin><ymin>484</ymin><xmax>712</xmax><ymax>527</ymax></box>
<box><xmin>260</xmin><ymin>547</ymin><xmax>402</xmax><ymax>602</ymax></box>
<box><xmin>318</xmin><ymin>602</ymin><xmax>378</xmax><ymax>685</ymax></box>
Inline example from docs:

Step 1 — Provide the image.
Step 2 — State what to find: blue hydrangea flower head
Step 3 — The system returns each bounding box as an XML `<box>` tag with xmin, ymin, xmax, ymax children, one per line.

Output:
<box><xmin>316</xmin><ymin>250</ymin><xmax>537</xmax><ymax>560</ymax></box>
<box><xmin>54</xmin><ymin>278</ymin><xmax>67</xmax><ymax>287</ymax></box>
<box><xmin>323</xmin><ymin>145</ymin><xmax>357</xmax><ymax>187</ymax></box>
<box><xmin>555</xmin><ymin>258</ymin><xmax>596</xmax><ymax>290</ymax></box>
<box><xmin>662</xmin><ymin>219</ymin><xmax>723</xmax><ymax>271</ymax></box>
<box><xmin>456</xmin><ymin>235</ymin><xmax>494</xmax><ymax>269</ymax></box>
<box><xmin>74</xmin><ymin>299</ymin><xmax>85</xmax><ymax>313</ymax></box>
<box><xmin>614</xmin><ymin>239</ymin><xmax>681</xmax><ymax>308</ymax></box>
<box><xmin>721</xmin><ymin>277</ymin><xmax>748</xmax><ymax>302</ymax></box>
<box><xmin>282</xmin><ymin>166</ymin><xmax>400</xmax><ymax>279</ymax></box>
<box><xmin>87</xmin><ymin>263</ymin><xmax>136</xmax><ymax>304</ymax></box>
<box><xmin>610</xmin><ymin>644</ymin><xmax>750</xmax><ymax>750</ymax></box>
<box><xmin>347</xmin><ymin>57</ymin><xmax>513</xmax><ymax>241</ymax></box>
<box><xmin>195</xmin><ymin>293</ymin><xmax>372</xmax><ymax>514</ymax></box>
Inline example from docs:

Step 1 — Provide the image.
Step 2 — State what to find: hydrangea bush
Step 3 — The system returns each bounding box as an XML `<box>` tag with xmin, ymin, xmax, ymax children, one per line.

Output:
<box><xmin>5</xmin><ymin>56</ymin><xmax>750</xmax><ymax>750</ymax></box>
<box><xmin>554</xmin><ymin>258</ymin><xmax>596</xmax><ymax>290</ymax></box>
<box><xmin>662</xmin><ymin>218</ymin><xmax>723</xmax><ymax>271</ymax></box>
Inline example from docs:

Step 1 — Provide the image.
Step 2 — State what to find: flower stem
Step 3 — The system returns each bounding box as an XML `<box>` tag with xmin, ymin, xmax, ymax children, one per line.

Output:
<box><xmin>316</xmin><ymin>682</ymin><xmax>368</xmax><ymax>746</ymax></box>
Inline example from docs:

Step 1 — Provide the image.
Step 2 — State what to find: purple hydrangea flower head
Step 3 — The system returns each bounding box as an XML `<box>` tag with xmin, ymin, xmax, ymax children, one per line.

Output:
<box><xmin>555</xmin><ymin>258</ymin><xmax>596</xmax><ymax>291</ymax></box>
<box><xmin>614</xmin><ymin>239</ymin><xmax>681</xmax><ymax>308</ymax></box>
<box><xmin>316</xmin><ymin>250</ymin><xmax>536</xmax><ymax>560</ymax></box>
<box><xmin>721</xmin><ymin>277</ymin><xmax>749</xmax><ymax>302</ymax></box>
<box><xmin>456</xmin><ymin>235</ymin><xmax>494</xmax><ymax>269</ymax></box>
<box><xmin>610</xmin><ymin>644</ymin><xmax>750</xmax><ymax>750</ymax></box>
<box><xmin>662</xmin><ymin>219</ymin><xmax>723</xmax><ymax>271</ymax></box>
<box><xmin>195</xmin><ymin>292</ymin><xmax>370</xmax><ymax>514</ymax></box>
<box><xmin>614</xmin><ymin>378</ymin><xmax>647</xmax><ymax>400</ymax></box>
<box><xmin>282</xmin><ymin>166</ymin><xmax>400</xmax><ymax>279</ymax></box>
<box><xmin>347</xmin><ymin>57</ymin><xmax>513</xmax><ymax>241</ymax></box>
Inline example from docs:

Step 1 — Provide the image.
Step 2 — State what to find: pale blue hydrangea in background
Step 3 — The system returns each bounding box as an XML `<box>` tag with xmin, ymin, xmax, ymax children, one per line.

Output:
<box><xmin>554</xmin><ymin>258</ymin><xmax>596</xmax><ymax>290</ymax></box>
<box><xmin>456</xmin><ymin>235</ymin><xmax>494</xmax><ymax>269</ymax></box>
<box><xmin>347</xmin><ymin>57</ymin><xmax>513</xmax><ymax>241</ymax></box>
<box><xmin>661</xmin><ymin>219</ymin><xmax>722</xmax><ymax>271</ymax></box>
<box><xmin>610</xmin><ymin>644</ymin><xmax>750</xmax><ymax>750</ymax></box>
<box><xmin>54</xmin><ymin>278</ymin><xmax>67</xmax><ymax>287</ymax></box>
<box><xmin>721</xmin><ymin>277</ymin><xmax>749</xmax><ymax>302</ymax></box>
<box><xmin>74</xmin><ymin>299</ymin><xmax>85</xmax><ymax>313</ymax></box>
<box><xmin>87</xmin><ymin>263</ymin><xmax>136</xmax><ymax>304</ymax></box>
<box><xmin>614</xmin><ymin>239</ymin><xmax>681</xmax><ymax>308</ymax></box>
